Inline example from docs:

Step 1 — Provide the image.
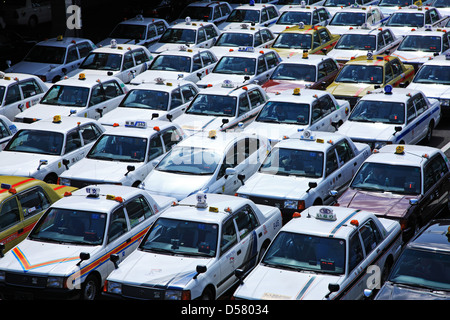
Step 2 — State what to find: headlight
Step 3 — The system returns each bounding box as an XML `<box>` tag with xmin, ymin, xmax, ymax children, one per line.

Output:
<box><xmin>0</xmin><ymin>271</ymin><xmax>5</xmax><ymax>282</ymax></box>
<box><xmin>165</xmin><ymin>289</ymin><xmax>183</xmax><ymax>300</ymax></box>
<box><xmin>440</xmin><ymin>99</ymin><xmax>450</xmax><ymax>107</ymax></box>
<box><xmin>58</xmin><ymin>178</ymin><xmax>71</xmax><ymax>186</ymax></box>
<box><xmin>237</xmin><ymin>194</ymin><xmax>249</xmax><ymax>199</ymax></box>
<box><xmin>106</xmin><ymin>281</ymin><xmax>122</xmax><ymax>295</ymax></box>
<box><xmin>284</xmin><ymin>200</ymin><xmax>298</xmax><ymax>209</ymax></box>
<box><xmin>47</xmin><ymin>276</ymin><xmax>65</xmax><ymax>288</ymax></box>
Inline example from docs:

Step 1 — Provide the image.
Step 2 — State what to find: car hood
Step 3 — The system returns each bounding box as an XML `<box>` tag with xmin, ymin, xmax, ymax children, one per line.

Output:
<box><xmin>0</xmin><ymin>240</ymin><xmax>100</xmax><ymax>277</ymax></box>
<box><xmin>407</xmin><ymin>83</ymin><xmax>450</xmax><ymax>100</ymax></box>
<box><xmin>327</xmin><ymin>82</ymin><xmax>375</xmax><ymax>97</ymax></box>
<box><xmin>244</xmin><ymin>121</ymin><xmax>308</xmax><ymax>142</ymax></box>
<box><xmin>107</xmin><ymin>249</ymin><xmax>211</xmax><ymax>288</ymax></box>
<box><xmin>326</xmin><ymin>25</ymin><xmax>356</xmax><ymax>35</ymax></box>
<box><xmin>337</xmin><ymin>120</ymin><xmax>399</xmax><ymax>142</ymax></box>
<box><xmin>0</xmin><ymin>151</ymin><xmax>59</xmax><ymax>176</ymax></box>
<box><xmin>392</xmin><ymin>50</ymin><xmax>436</xmax><ymax>63</ymax></box>
<box><xmin>142</xmin><ymin>170</ymin><xmax>211</xmax><ymax>200</ymax></box>
<box><xmin>234</xmin><ymin>265</ymin><xmax>341</xmax><ymax>300</ymax></box>
<box><xmin>376</xmin><ymin>282</ymin><xmax>450</xmax><ymax>300</ymax></box>
<box><xmin>99</xmin><ymin>107</ymin><xmax>167</xmax><ymax>126</ymax></box>
<box><xmin>197</xmin><ymin>73</ymin><xmax>250</xmax><ymax>87</ymax></box>
<box><xmin>327</xmin><ymin>49</ymin><xmax>367</xmax><ymax>61</ymax></box>
<box><xmin>149</xmin><ymin>43</ymin><xmax>192</xmax><ymax>54</ymax></box>
<box><xmin>337</xmin><ymin>188</ymin><xmax>419</xmax><ymax>219</ymax></box>
<box><xmin>237</xmin><ymin>172</ymin><xmax>320</xmax><ymax>200</ymax></box>
<box><xmin>6</xmin><ymin>61</ymin><xmax>59</xmax><ymax>75</ymax></box>
<box><xmin>97</xmin><ymin>38</ymin><xmax>139</xmax><ymax>47</ymax></box>
<box><xmin>209</xmin><ymin>47</ymin><xmax>239</xmax><ymax>59</ymax></box>
<box><xmin>67</xmin><ymin>69</ymin><xmax>120</xmax><ymax>79</ymax></box>
<box><xmin>132</xmin><ymin>70</ymin><xmax>190</xmax><ymax>84</ymax></box>
<box><xmin>262</xmin><ymin>80</ymin><xmax>312</xmax><ymax>93</ymax></box>
<box><xmin>174</xmin><ymin>113</ymin><xmax>231</xmax><ymax>136</ymax></box>
<box><xmin>15</xmin><ymin>103</ymin><xmax>86</xmax><ymax>120</ymax></box>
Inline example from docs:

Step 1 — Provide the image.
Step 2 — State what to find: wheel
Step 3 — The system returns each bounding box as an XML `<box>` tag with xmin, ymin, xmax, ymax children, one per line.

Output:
<box><xmin>258</xmin><ymin>243</ymin><xmax>268</xmax><ymax>263</ymax></box>
<box><xmin>44</xmin><ymin>174</ymin><xmax>58</xmax><ymax>184</ymax></box>
<box><xmin>424</xmin><ymin>122</ymin><xmax>433</xmax><ymax>144</ymax></box>
<box><xmin>80</xmin><ymin>274</ymin><xmax>100</xmax><ymax>300</ymax></box>
<box><xmin>199</xmin><ymin>287</ymin><xmax>214</xmax><ymax>300</ymax></box>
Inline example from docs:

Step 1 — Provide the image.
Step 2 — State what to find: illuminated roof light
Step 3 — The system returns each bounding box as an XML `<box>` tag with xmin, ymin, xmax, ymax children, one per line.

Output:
<box><xmin>208</xmin><ymin>130</ymin><xmax>217</xmax><ymax>139</ymax></box>
<box><xmin>384</xmin><ymin>84</ymin><xmax>393</xmax><ymax>94</ymax></box>
<box><xmin>350</xmin><ymin>219</ymin><xmax>359</xmax><ymax>227</ymax></box>
<box><xmin>292</xmin><ymin>212</ymin><xmax>301</xmax><ymax>218</ymax></box>
<box><xmin>316</xmin><ymin>207</ymin><xmax>336</xmax><ymax>221</ymax></box>
<box><xmin>53</xmin><ymin>115</ymin><xmax>62</xmax><ymax>123</ymax></box>
<box><xmin>293</xmin><ymin>88</ymin><xmax>301</xmax><ymax>95</ymax></box>
<box><xmin>78</xmin><ymin>73</ymin><xmax>86</xmax><ymax>80</ymax></box>
<box><xmin>64</xmin><ymin>191</ymin><xmax>72</xmax><ymax>197</ymax></box>
<box><xmin>196</xmin><ymin>192</ymin><xmax>208</xmax><ymax>208</ymax></box>
<box><xmin>86</xmin><ymin>187</ymin><xmax>101</xmax><ymax>197</ymax></box>
<box><xmin>395</xmin><ymin>145</ymin><xmax>405</xmax><ymax>155</ymax></box>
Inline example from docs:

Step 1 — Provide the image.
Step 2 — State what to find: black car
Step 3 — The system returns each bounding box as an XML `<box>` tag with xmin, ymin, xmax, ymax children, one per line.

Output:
<box><xmin>0</xmin><ymin>29</ymin><xmax>37</xmax><ymax>71</ymax></box>
<box><xmin>370</xmin><ymin>219</ymin><xmax>450</xmax><ymax>300</ymax></box>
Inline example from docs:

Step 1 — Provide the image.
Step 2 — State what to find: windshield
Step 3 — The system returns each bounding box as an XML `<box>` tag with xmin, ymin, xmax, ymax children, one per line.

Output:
<box><xmin>28</xmin><ymin>208</ymin><xmax>106</xmax><ymax>246</ymax></box>
<box><xmin>227</xmin><ymin>9</ymin><xmax>260</xmax><ymax>23</ymax></box>
<box><xmin>120</xmin><ymin>89</ymin><xmax>169</xmax><ymax>111</ymax></box>
<box><xmin>40</xmin><ymin>85</ymin><xmax>90</xmax><ymax>107</ymax></box>
<box><xmin>80</xmin><ymin>52</ymin><xmax>122</xmax><ymax>71</ymax></box>
<box><xmin>335</xmin><ymin>34</ymin><xmax>376</xmax><ymax>50</ymax></box>
<box><xmin>351</xmin><ymin>162</ymin><xmax>421</xmax><ymax>194</ymax></box>
<box><xmin>179</xmin><ymin>6</ymin><xmax>212</xmax><ymax>20</ymax></box>
<box><xmin>386</xmin><ymin>12</ymin><xmax>424</xmax><ymax>27</ymax></box>
<box><xmin>397</xmin><ymin>35</ymin><xmax>442</xmax><ymax>52</ymax></box>
<box><xmin>378</xmin><ymin>0</ymin><xmax>412</xmax><ymax>5</ymax></box>
<box><xmin>262</xmin><ymin>231</ymin><xmax>346</xmax><ymax>275</ymax></box>
<box><xmin>330</xmin><ymin>12</ymin><xmax>366</xmax><ymax>26</ymax></box>
<box><xmin>5</xmin><ymin>129</ymin><xmax>64</xmax><ymax>155</ymax></box>
<box><xmin>215</xmin><ymin>32</ymin><xmax>254</xmax><ymax>47</ymax></box>
<box><xmin>213</xmin><ymin>56</ymin><xmax>256</xmax><ymax>75</ymax></box>
<box><xmin>335</xmin><ymin>65</ymin><xmax>383</xmax><ymax>84</ymax></box>
<box><xmin>432</xmin><ymin>0</ymin><xmax>450</xmax><ymax>7</ymax></box>
<box><xmin>350</xmin><ymin>100</ymin><xmax>405</xmax><ymax>124</ymax></box>
<box><xmin>87</xmin><ymin>134</ymin><xmax>147</xmax><ymax>162</ymax></box>
<box><xmin>388</xmin><ymin>248</ymin><xmax>450</xmax><ymax>291</ymax></box>
<box><xmin>276</xmin><ymin>11</ymin><xmax>312</xmax><ymax>25</ymax></box>
<box><xmin>413</xmin><ymin>65</ymin><xmax>450</xmax><ymax>85</ymax></box>
<box><xmin>109</xmin><ymin>24</ymin><xmax>147</xmax><ymax>40</ymax></box>
<box><xmin>259</xmin><ymin>147</ymin><xmax>323</xmax><ymax>178</ymax></box>
<box><xmin>324</xmin><ymin>0</ymin><xmax>356</xmax><ymax>6</ymax></box>
<box><xmin>140</xmin><ymin>217</ymin><xmax>218</xmax><ymax>257</ymax></box>
<box><xmin>272</xmin><ymin>33</ymin><xmax>312</xmax><ymax>49</ymax></box>
<box><xmin>186</xmin><ymin>94</ymin><xmax>237</xmax><ymax>117</ymax></box>
<box><xmin>150</xmin><ymin>54</ymin><xmax>191</xmax><ymax>72</ymax></box>
<box><xmin>156</xmin><ymin>146</ymin><xmax>221</xmax><ymax>175</ymax></box>
<box><xmin>159</xmin><ymin>28</ymin><xmax>196</xmax><ymax>44</ymax></box>
<box><xmin>23</xmin><ymin>45</ymin><xmax>66</xmax><ymax>64</ymax></box>
<box><xmin>270</xmin><ymin>63</ymin><xmax>316</xmax><ymax>81</ymax></box>
<box><xmin>256</xmin><ymin>101</ymin><xmax>310</xmax><ymax>125</ymax></box>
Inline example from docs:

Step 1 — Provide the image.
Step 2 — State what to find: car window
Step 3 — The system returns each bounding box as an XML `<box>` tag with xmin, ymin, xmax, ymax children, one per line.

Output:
<box><xmin>267</xmin><ymin>6</ymin><xmax>278</xmax><ymax>20</ymax></box>
<box><xmin>406</xmin><ymin>100</ymin><xmax>416</xmax><ymax>123</ymax></box>
<box><xmin>132</xmin><ymin>49</ymin><xmax>150</xmax><ymax>65</ymax></box>
<box><xmin>205</xmin><ymin>25</ymin><xmax>219</xmax><ymax>39</ymax></box>
<box><xmin>238</xmin><ymin>93</ymin><xmax>250</xmax><ymax>116</ymax></box>
<box><xmin>265</xmin><ymin>52</ymin><xmax>279</xmax><ymax>69</ymax></box>
<box><xmin>0</xmin><ymin>119</ymin><xmax>10</xmax><ymax>139</ymax></box>
<box><xmin>234</xmin><ymin>205</ymin><xmax>260</xmax><ymax>239</ymax></box>
<box><xmin>319</xmin><ymin>29</ymin><xmax>331</xmax><ymax>43</ymax></box>
<box><xmin>359</xmin><ymin>219</ymin><xmax>382</xmax><ymax>255</ymax></box>
<box><xmin>220</xmin><ymin>218</ymin><xmax>238</xmax><ymax>255</ymax></box>
<box><xmin>349</xmin><ymin>231</ymin><xmax>364</xmax><ymax>271</ymax></box>
<box><xmin>319</xmin><ymin>94</ymin><xmax>336</xmax><ymax>115</ymax></box>
<box><xmin>197</xmin><ymin>28</ymin><xmax>207</xmax><ymax>43</ymax></box>
<box><xmin>412</xmin><ymin>93</ymin><xmax>428</xmax><ymax>116</ymax></box>
<box><xmin>107</xmin><ymin>207</ymin><xmax>128</xmax><ymax>243</ymax></box>
<box><xmin>66</xmin><ymin>46</ymin><xmax>79</xmax><ymax>63</ymax></box>
<box><xmin>248</xmin><ymin>89</ymin><xmax>265</xmax><ymax>109</ymax></box>
<box><xmin>80</xmin><ymin>123</ymin><xmax>103</xmax><ymax>145</ymax></box>
<box><xmin>326</xmin><ymin>148</ymin><xmax>338</xmax><ymax>176</ymax></box>
<box><xmin>424</xmin><ymin>154</ymin><xmax>449</xmax><ymax>192</ymax></box>
<box><xmin>155</xmin><ymin>22</ymin><xmax>167</xmax><ymax>35</ymax></box>
<box><xmin>192</xmin><ymin>54</ymin><xmax>202</xmax><ymax>71</ymax></box>
<box><xmin>147</xmin><ymin>25</ymin><xmax>157</xmax><ymax>39</ymax></box>
<box><xmin>311</xmin><ymin>100</ymin><xmax>323</xmax><ymax>123</ymax></box>
<box><xmin>65</xmin><ymin>130</ymin><xmax>82</xmax><ymax>154</ymax></box>
<box><xmin>125</xmin><ymin>196</ymin><xmax>153</xmax><ymax>229</ymax></box>
<box><xmin>261</xmin><ymin>9</ymin><xmax>269</xmax><ymax>22</ymax></box>
<box><xmin>180</xmin><ymin>84</ymin><xmax>197</xmax><ymax>103</ymax></box>
<box><xmin>200</xmin><ymin>51</ymin><xmax>215</xmax><ymax>66</ymax></box>
<box><xmin>103</xmin><ymin>81</ymin><xmax>123</xmax><ymax>100</ymax></box>
<box><xmin>170</xmin><ymin>88</ymin><xmax>183</xmax><ymax>109</ymax></box>
<box><xmin>148</xmin><ymin>135</ymin><xmax>164</xmax><ymax>161</ymax></box>
<box><xmin>0</xmin><ymin>197</ymin><xmax>20</xmax><ymax>231</ymax></box>
<box><xmin>257</xmin><ymin>55</ymin><xmax>267</xmax><ymax>74</ymax></box>
<box><xmin>161</xmin><ymin>127</ymin><xmax>183</xmax><ymax>152</ymax></box>
<box><xmin>19</xmin><ymin>79</ymin><xmax>44</xmax><ymax>99</ymax></box>
<box><xmin>5</xmin><ymin>84</ymin><xmax>21</xmax><ymax>105</ymax></box>
<box><xmin>17</xmin><ymin>187</ymin><xmax>51</xmax><ymax>219</ymax></box>
<box><xmin>335</xmin><ymin>138</ymin><xmax>354</xmax><ymax>165</ymax></box>
<box><xmin>76</xmin><ymin>42</ymin><xmax>93</xmax><ymax>58</ymax></box>
<box><xmin>213</xmin><ymin>6</ymin><xmax>221</xmax><ymax>20</ymax></box>
<box><xmin>123</xmin><ymin>52</ymin><xmax>135</xmax><ymax>70</ymax></box>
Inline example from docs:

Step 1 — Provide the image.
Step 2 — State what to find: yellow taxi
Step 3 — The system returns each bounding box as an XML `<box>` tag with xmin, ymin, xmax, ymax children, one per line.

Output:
<box><xmin>326</xmin><ymin>53</ymin><xmax>414</xmax><ymax>107</ymax></box>
<box><xmin>270</xmin><ymin>24</ymin><xmax>340</xmax><ymax>58</ymax></box>
<box><xmin>0</xmin><ymin>176</ymin><xmax>76</xmax><ymax>253</ymax></box>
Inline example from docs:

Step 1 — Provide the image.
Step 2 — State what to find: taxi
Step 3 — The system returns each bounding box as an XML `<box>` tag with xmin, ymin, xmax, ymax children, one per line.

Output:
<box><xmin>66</xmin><ymin>42</ymin><xmax>153</xmax><ymax>84</ymax></box>
<box><xmin>196</xmin><ymin>47</ymin><xmax>281</xmax><ymax>88</ymax></box>
<box><xmin>382</xmin><ymin>5</ymin><xmax>447</xmax><ymax>38</ymax></box>
<box><xmin>0</xmin><ymin>115</ymin><xmax>105</xmax><ymax>184</ymax></box>
<box><xmin>337</xmin><ymin>86</ymin><xmax>441</xmax><ymax>149</ymax></box>
<box><xmin>0</xmin><ymin>176</ymin><xmax>77</xmax><ymax>253</ymax></box>
<box><xmin>210</xmin><ymin>24</ymin><xmax>276</xmax><ymax>59</ymax></box>
<box><xmin>322</xmin><ymin>0</ymin><xmax>381</xmax><ymax>17</ymax></box>
<box><xmin>97</xmin><ymin>15</ymin><xmax>169</xmax><ymax>48</ymax></box>
<box><xmin>58</xmin><ymin>120</ymin><xmax>186</xmax><ymax>188</ymax></box>
<box><xmin>407</xmin><ymin>54</ymin><xmax>450</xmax><ymax>113</ymax></box>
<box><xmin>377</xmin><ymin>0</ymin><xmax>415</xmax><ymax>17</ymax></box>
<box><xmin>14</xmin><ymin>74</ymin><xmax>128</xmax><ymax>123</ymax></box>
<box><xmin>391</xmin><ymin>28</ymin><xmax>450</xmax><ymax>70</ymax></box>
<box><xmin>139</xmin><ymin>129</ymin><xmax>270</xmax><ymax>201</ymax></box>
<box><xmin>327</xmin><ymin>26</ymin><xmax>401</xmax><ymax>65</ymax></box>
<box><xmin>172</xmin><ymin>1</ymin><xmax>233</xmax><ymax>26</ymax></box>
<box><xmin>148</xmin><ymin>19</ymin><xmax>221</xmax><ymax>54</ymax></box>
<box><xmin>0</xmin><ymin>185</ymin><xmax>175</xmax><ymax>300</ymax></box>
<box><xmin>0</xmin><ymin>72</ymin><xmax>48</xmax><ymax>121</ymax></box>
<box><xmin>243</xmin><ymin>88</ymin><xmax>350</xmax><ymax>144</ymax></box>
<box><xmin>131</xmin><ymin>47</ymin><xmax>218</xmax><ymax>84</ymax></box>
<box><xmin>335</xmin><ymin>144</ymin><xmax>450</xmax><ymax>241</ymax></box>
<box><xmin>232</xmin><ymin>205</ymin><xmax>402</xmax><ymax>300</ymax></box>
<box><xmin>236</xmin><ymin>130</ymin><xmax>371</xmax><ymax>223</ymax></box>
<box><xmin>326</xmin><ymin>6</ymin><xmax>387</xmax><ymax>36</ymax></box>
<box><xmin>326</xmin><ymin>53</ymin><xmax>415</xmax><ymax>108</ymax></box>
<box><xmin>99</xmin><ymin>79</ymin><xmax>199</xmax><ymax>126</ymax></box>
<box><xmin>219</xmin><ymin>3</ymin><xmax>280</xmax><ymax>31</ymax></box>
<box><xmin>5</xmin><ymin>36</ymin><xmax>96</xmax><ymax>84</ymax></box>
<box><xmin>103</xmin><ymin>192</ymin><xmax>282</xmax><ymax>300</ymax></box>
<box><xmin>0</xmin><ymin>115</ymin><xmax>18</xmax><ymax>150</ymax></box>
<box><xmin>271</xmin><ymin>25</ymin><xmax>340</xmax><ymax>58</ymax></box>
<box><xmin>172</xmin><ymin>82</ymin><xmax>269</xmax><ymax>136</ymax></box>
<box><xmin>262</xmin><ymin>53</ymin><xmax>341</xmax><ymax>93</ymax></box>
<box><xmin>269</xmin><ymin>5</ymin><xmax>332</xmax><ymax>35</ymax></box>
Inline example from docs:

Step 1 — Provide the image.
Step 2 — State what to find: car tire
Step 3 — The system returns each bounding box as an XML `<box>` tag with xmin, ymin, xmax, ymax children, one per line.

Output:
<box><xmin>81</xmin><ymin>274</ymin><xmax>100</xmax><ymax>300</ymax></box>
<box><xmin>44</xmin><ymin>173</ymin><xmax>58</xmax><ymax>185</ymax></box>
<box><xmin>199</xmin><ymin>287</ymin><xmax>214</xmax><ymax>300</ymax></box>
<box><xmin>424</xmin><ymin>122</ymin><xmax>433</xmax><ymax>143</ymax></box>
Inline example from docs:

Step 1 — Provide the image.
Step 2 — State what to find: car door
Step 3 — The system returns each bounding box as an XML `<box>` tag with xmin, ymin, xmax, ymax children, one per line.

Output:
<box><xmin>334</xmin><ymin>137</ymin><xmax>359</xmax><ymax>186</ymax></box>
<box><xmin>0</xmin><ymin>196</ymin><xmax>22</xmax><ymax>252</ymax></box>
<box><xmin>90</xmin><ymin>81</ymin><xmax>124</xmax><ymax>119</ymax></box>
<box><xmin>62</xmin><ymin>128</ymin><xmax>87</xmax><ymax>169</ymax></box>
<box><xmin>16</xmin><ymin>78</ymin><xmax>46</xmax><ymax>120</ymax></box>
<box><xmin>64</xmin><ymin>45</ymin><xmax>81</xmax><ymax>75</ymax></box>
<box><xmin>233</xmin><ymin>205</ymin><xmax>260</xmax><ymax>271</ymax></box>
<box><xmin>121</xmin><ymin>51</ymin><xmax>139</xmax><ymax>83</ymax></box>
<box><xmin>2</xmin><ymin>82</ymin><xmax>23</xmax><ymax>120</ymax></box>
<box><xmin>217</xmin><ymin>217</ymin><xmax>240</xmax><ymax>296</ymax></box>
<box><xmin>255</xmin><ymin>55</ymin><xmax>270</xmax><ymax>85</ymax></box>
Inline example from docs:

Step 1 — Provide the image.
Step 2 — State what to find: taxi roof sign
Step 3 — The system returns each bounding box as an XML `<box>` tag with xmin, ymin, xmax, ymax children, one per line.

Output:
<box><xmin>125</xmin><ymin>120</ymin><xmax>147</xmax><ymax>128</ymax></box>
<box><xmin>395</xmin><ymin>145</ymin><xmax>405</xmax><ymax>154</ymax></box>
<box><xmin>238</xmin><ymin>46</ymin><xmax>255</xmax><ymax>52</ymax></box>
<box><xmin>86</xmin><ymin>187</ymin><xmax>100</xmax><ymax>197</ymax></box>
<box><xmin>315</xmin><ymin>207</ymin><xmax>337</xmax><ymax>221</ymax></box>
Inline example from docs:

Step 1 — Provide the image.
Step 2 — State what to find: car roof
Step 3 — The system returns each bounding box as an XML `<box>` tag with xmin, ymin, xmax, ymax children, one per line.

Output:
<box><xmin>92</xmin><ymin>43</ymin><xmax>146</xmax><ymax>53</ymax></box>
<box><xmin>127</xmin><ymin>79</ymin><xmax>194</xmax><ymax>91</ymax></box>
<box><xmin>56</xmin><ymin>74</ymin><xmax>122</xmax><ymax>88</ymax></box>
<box><xmin>401</xmin><ymin>29</ymin><xmax>447</xmax><ymax>37</ymax></box>
<box><xmin>170</xmin><ymin>21</ymin><xmax>216</xmax><ymax>30</ymax></box>
<box><xmin>0</xmin><ymin>73</ymin><xmax>42</xmax><ymax>86</ymax></box>
<box><xmin>278</xmin><ymin>53</ymin><xmax>334</xmax><ymax>65</ymax></box>
<box><xmin>197</xmin><ymin>83</ymin><xmax>262</xmax><ymax>96</ymax></box>
<box><xmin>103</xmin><ymin>119</ymin><xmax>179</xmax><ymax>137</ymax></box>
<box><xmin>235</xmin><ymin>3</ymin><xmax>277</xmax><ymax>10</ymax></box>
<box><xmin>268</xmin><ymin>88</ymin><xmax>332</xmax><ymax>103</ymax></box>
<box><xmin>344</xmin><ymin>54</ymin><xmax>397</xmax><ymax>66</ymax></box>
<box><xmin>280</xmin><ymin>25</ymin><xmax>320</xmax><ymax>34</ymax></box>
<box><xmin>276</xmin><ymin>130</ymin><xmax>348</xmax><ymax>152</ymax></box>
<box><xmin>339</xmin><ymin>26</ymin><xmax>383</xmax><ymax>36</ymax></box>
<box><xmin>408</xmin><ymin>219</ymin><xmax>450</xmax><ymax>253</ymax></box>
<box><xmin>360</xmin><ymin>87</ymin><xmax>422</xmax><ymax>103</ymax></box>
<box><xmin>186</xmin><ymin>1</ymin><xmax>228</xmax><ymax>7</ymax></box>
<box><xmin>222</xmin><ymin>47</ymin><xmax>277</xmax><ymax>57</ymax></box>
<box><xmin>118</xmin><ymin>16</ymin><xmax>167</xmax><ymax>25</ymax></box>
<box><xmin>0</xmin><ymin>177</ymin><xmax>51</xmax><ymax>202</ymax></box>
<box><xmin>36</xmin><ymin>37</ymin><xmax>92</xmax><ymax>47</ymax></box>
<box><xmin>20</xmin><ymin>116</ymin><xmax>101</xmax><ymax>134</ymax></box>
<box><xmin>365</xmin><ymin>144</ymin><xmax>440</xmax><ymax>167</ymax></box>
<box><xmin>422</xmin><ymin>54</ymin><xmax>450</xmax><ymax>66</ymax></box>
<box><xmin>156</xmin><ymin>47</ymin><xmax>210</xmax><ymax>57</ymax></box>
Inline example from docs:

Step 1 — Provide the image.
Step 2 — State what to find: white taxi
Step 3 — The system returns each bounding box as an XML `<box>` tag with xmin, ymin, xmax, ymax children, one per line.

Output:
<box><xmin>0</xmin><ymin>115</ymin><xmax>18</xmax><ymax>150</ymax></box>
<box><xmin>172</xmin><ymin>1</ymin><xmax>233</xmax><ymax>26</ymax></box>
<box><xmin>391</xmin><ymin>28</ymin><xmax>450</xmax><ymax>70</ymax></box>
<box><xmin>97</xmin><ymin>15</ymin><xmax>169</xmax><ymax>48</ymax></box>
<box><xmin>66</xmin><ymin>43</ymin><xmax>153</xmax><ymax>84</ymax></box>
<box><xmin>139</xmin><ymin>129</ymin><xmax>270</xmax><ymax>201</ymax></box>
<box><xmin>173</xmin><ymin>82</ymin><xmax>268</xmax><ymax>136</ymax></box>
<box><xmin>243</xmin><ymin>89</ymin><xmax>350</xmax><ymax>145</ymax></box>
<box><xmin>103</xmin><ymin>192</ymin><xmax>283</xmax><ymax>300</ymax></box>
<box><xmin>337</xmin><ymin>85</ymin><xmax>441</xmax><ymax>149</ymax></box>
<box><xmin>0</xmin><ymin>185</ymin><xmax>175</xmax><ymax>300</ymax></box>
<box><xmin>377</xmin><ymin>0</ymin><xmax>415</xmax><ymax>17</ymax></box>
<box><xmin>99</xmin><ymin>79</ymin><xmax>199</xmax><ymax>126</ymax></box>
<box><xmin>0</xmin><ymin>115</ymin><xmax>105</xmax><ymax>184</ymax></box>
<box><xmin>131</xmin><ymin>48</ymin><xmax>218</xmax><ymax>84</ymax></box>
<box><xmin>321</xmin><ymin>0</ymin><xmax>380</xmax><ymax>17</ymax></box>
<box><xmin>232</xmin><ymin>205</ymin><xmax>402</xmax><ymax>300</ymax></box>
<box><xmin>196</xmin><ymin>47</ymin><xmax>281</xmax><ymax>88</ymax></box>
<box><xmin>148</xmin><ymin>19</ymin><xmax>221</xmax><ymax>54</ymax></box>
<box><xmin>236</xmin><ymin>130</ymin><xmax>371</xmax><ymax>223</ymax></box>
<box><xmin>0</xmin><ymin>72</ymin><xmax>48</xmax><ymax>121</ymax></box>
<box><xmin>14</xmin><ymin>74</ymin><xmax>128</xmax><ymax>123</ymax></box>
<box><xmin>326</xmin><ymin>6</ymin><xmax>386</xmax><ymax>36</ymax></box>
<box><xmin>407</xmin><ymin>54</ymin><xmax>450</xmax><ymax>114</ymax></box>
<box><xmin>58</xmin><ymin>120</ymin><xmax>186</xmax><ymax>188</ymax></box>
<box><xmin>327</xmin><ymin>26</ymin><xmax>401</xmax><ymax>65</ymax></box>
<box><xmin>220</xmin><ymin>3</ymin><xmax>281</xmax><ymax>31</ymax></box>
<box><xmin>210</xmin><ymin>24</ymin><xmax>276</xmax><ymax>59</ymax></box>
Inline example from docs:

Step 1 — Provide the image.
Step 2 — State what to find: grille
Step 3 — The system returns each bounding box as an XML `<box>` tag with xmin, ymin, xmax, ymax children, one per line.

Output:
<box><xmin>122</xmin><ymin>285</ymin><xmax>165</xmax><ymax>300</ymax></box>
<box><xmin>6</xmin><ymin>272</ymin><xmax>47</xmax><ymax>288</ymax></box>
<box><xmin>68</xmin><ymin>179</ymin><xmax>101</xmax><ymax>188</ymax></box>
<box><xmin>248</xmin><ymin>196</ymin><xmax>282</xmax><ymax>209</ymax></box>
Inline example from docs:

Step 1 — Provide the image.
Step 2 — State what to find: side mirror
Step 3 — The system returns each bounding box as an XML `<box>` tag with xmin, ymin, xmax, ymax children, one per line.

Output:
<box><xmin>221</xmin><ymin>118</ymin><xmax>229</xmax><ymax>127</ymax></box>
<box><xmin>151</xmin><ymin>113</ymin><xmax>159</xmax><ymax>120</ymax></box>
<box><xmin>95</xmin><ymin>108</ymin><xmax>104</xmax><ymax>118</ymax></box>
<box><xmin>166</xmin><ymin>114</ymin><xmax>173</xmax><ymax>122</ymax></box>
<box><xmin>37</xmin><ymin>159</ymin><xmax>48</xmax><ymax>171</ymax></box>
<box><xmin>394</xmin><ymin>126</ymin><xmax>402</xmax><ymax>134</ymax></box>
<box><xmin>225</xmin><ymin>167</ymin><xmax>236</xmax><ymax>177</ymax></box>
<box><xmin>235</xmin><ymin>268</ymin><xmax>245</xmax><ymax>285</ymax></box>
<box><xmin>0</xmin><ymin>243</ymin><xmax>4</xmax><ymax>258</ymax></box>
<box><xmin>306</xmin><ymin>181</ymin><xmax>317</xmax><ymax>193</ymax></box>
<box><xmin>125</xmin><ymin>165</ymin><xmax>135</xmax><ymax>176</ymax></box>
<box><xmin>110</xmin><ymin>254</ymin><xmax>120</xmax><ymax>269</ymax></box>
<box><xmin>244</xmin><ymin>75</ymin><xmax>250</xmax><ymax>82</ymax></box>
<box><xmin>77</xmin><ymin>252</ymin><xmax>90</xmax><ymax>266</ymax></box>
<box><xmin>325</xmin><ymin>283</ymin><xmax>340</xmax><ymax>298</ymax></box>
<box><xmin>238</xmin><ymin>173</ymin><xmax>246</xmax><ymax>185</ymax></box>
<box><xmin>196</xmin><ymin>72</ymin><xmax>202</xmax><ymax>80</ymax></box>
<box><xmin>62</xmin><ymin>159</ymin><xmax>70</xmax><ymax>170</ymax></box>
<box><xmin>193</xmin><ymin>265</ymin><xmax>207</xmax><ymax>279</ymax></box>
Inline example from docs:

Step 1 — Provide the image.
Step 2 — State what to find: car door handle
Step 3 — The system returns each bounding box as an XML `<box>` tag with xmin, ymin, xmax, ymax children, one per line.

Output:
<box><xmin>17</xmin><ymin>228</ymin><xmax>24</xmax><ymax>234</ymax></box>
<box><xmin>258</xmin><ymin>232</ymin><xmax>262</xmax><ymax>238</ymax></box>
<box><xmin>126</xmin><ymin>238</ymin><xmax>132</xmax><ymax>243</ymax></box>
<box><xmin>237</xmin><ymin>249</ymin><xmax>242</xmax><ymax>255</ymax></box>
<box><xmin>354</xmin><ymin>162</ymin><xmax>357</xmax><ymax>166</ymax></box>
